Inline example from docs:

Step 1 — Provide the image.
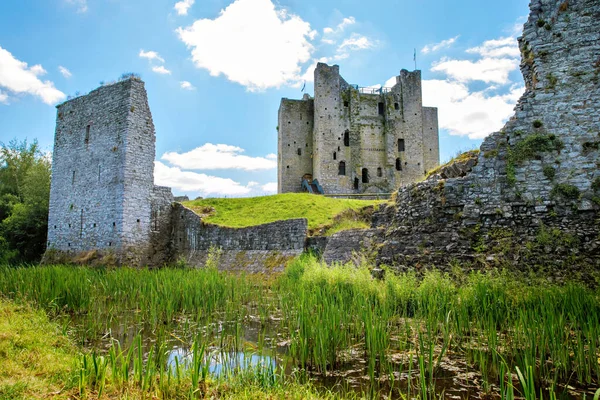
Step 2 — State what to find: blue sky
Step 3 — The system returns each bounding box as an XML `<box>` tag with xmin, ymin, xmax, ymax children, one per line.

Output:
<box><xmin>0</xmin><ymin>0</ymin><xmax>529</xmax><ymax>198</ymax></box>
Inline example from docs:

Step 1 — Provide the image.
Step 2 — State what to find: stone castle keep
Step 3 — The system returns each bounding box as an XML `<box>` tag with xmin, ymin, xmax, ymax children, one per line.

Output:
<box><xmin>46</xmin><ymin>0</ymin><xmax>599</xmax><ymax>270</ymax></box>
<box><xmin>278</xmin><ymin>64</ymin><xmax>439</xmax><ymax>194</ymax></box>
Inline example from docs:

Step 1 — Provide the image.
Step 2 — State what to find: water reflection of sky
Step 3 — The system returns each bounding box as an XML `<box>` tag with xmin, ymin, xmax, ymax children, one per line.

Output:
<box><xmin>167</xmin><ymin>347</ymin><xmax>275</xmax><ymax>377</ymax></box>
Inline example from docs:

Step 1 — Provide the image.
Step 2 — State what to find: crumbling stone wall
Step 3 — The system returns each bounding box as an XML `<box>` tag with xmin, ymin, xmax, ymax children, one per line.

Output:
<box><xmin>171</xmin><ymin>204</ymin><xmax>307</xmax><ymax>272</ymax></box>
<box><xmin>323</xmin><ymin>0</ymin><xmax>600</xmax><ymax>274</ymax></box>
<box><xmin>278</xmin><ymin>63</ymin><xmax>440</xmax><ymax>195</ymax></box>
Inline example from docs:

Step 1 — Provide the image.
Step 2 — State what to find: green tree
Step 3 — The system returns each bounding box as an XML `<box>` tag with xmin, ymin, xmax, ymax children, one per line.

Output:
<box><xmin>0</xmin><ymin>139</ymin><xmax>51</xmax><ymax>263</ymax></box>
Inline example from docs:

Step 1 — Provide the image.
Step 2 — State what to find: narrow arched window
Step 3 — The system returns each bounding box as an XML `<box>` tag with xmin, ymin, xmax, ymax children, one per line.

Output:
<box><xmin>396</xmin><ymin>158</ymin><xmax>402</xmax><ymax>171</ymax></box>
<box><xmin>338</xmin><ymin>161</ymin><xmax>346</xmax><ymax>176</ymax></box>
<box><xmin>377</xmin><ymin>167</ymin><xmax>382</xmax><ymax>177</ymax></box>
<box><xmin>297</xmin><ymin>148</ymin><xmax>302</xmax><ymax>156</ymax></box>
<box><xmin>344</xmin><ymin>130</ymin><xmax>350</xmax><ymax>147</ymax></box>
<box><xmin>333</xmin><ymin>152</ymin><xmax>337</xmax><ymax>160</ymax></box>
<box><xmin>362</xmin><ymin>168</ymin><xmax>369</xmax><ymax>183</ymax></box>
<box><xmin>353</xmin><ymin>177</ymin><xmax>359</xmax><ymax>190</ymax></box>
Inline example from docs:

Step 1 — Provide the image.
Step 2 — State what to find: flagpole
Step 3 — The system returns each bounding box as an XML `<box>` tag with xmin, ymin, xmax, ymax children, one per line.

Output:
<box><xmin>414</xmin><ymin>48</ymin><xmax>417</xmax><ymax>70</ymax></box>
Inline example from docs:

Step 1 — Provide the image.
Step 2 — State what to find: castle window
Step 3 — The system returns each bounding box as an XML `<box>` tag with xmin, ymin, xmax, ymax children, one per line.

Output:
<box><xmin>377</xmin><ymin>167</ymin><xmax>382</xmax><ymax>177</ymax></box>
<box><xmin>333</xmin><ymin>152</ymin><xmax>336</xmax><ymax>160</ymax></box>
<box><xmin>137</xmin><ymin>219</ymin><xmax>140</xmax><ymax>223</ymax></box>
<box><xmin>72</xmin><ymin>170</ymin><xmax>76</xmax><ymax>185</ymax></box>
<box><xmin>297</xmin><ymin>148</ymin><xmax>302</xmax><ymax>156</ymax></box>
<box><xmin>362</xmin><ymin>168</ymin><xmax>369</xmax><ymax>183</ymax></box>
<box><xmin>286</xmin><ymin>165</ymin><xmax>290</xmax><ymax>169</ymax></box>
<box><xmin>398</xmin><ymin>139</ymin><xmax>405</xmax><ymax>152</ymax></box>
<box><xmin>344</xmin><ymin>101</ymin><xmax>349</xmax><ymax>107</ymax></box>
<box><xmin>378</xmin><ymin>103</ymin><xmax>384</xmax><ymax>116</ymax></box>
<box><xmin>394</xmin><ymin>102</ymin><xmax>399</xmax><ymax>110</ymax></box>
<box><xmin>354</xmin><ymin>177</ymin><xmax>359</xmax><ymax>190</ymax></box>
<box><xmin>93</xmin><ymin>223</ymin><xmax>96</xmax><ymax>228</ymax></box>
<box><xmin>343</xmin><ymin>130</ymin><xmax>350</xmax><ymax>147</ymax></box>
<box><xmin>338</xmin><ymin>161</ymin><xmax>346</xmax><ymax>175</ymax></box>
<box><xmin>108</xmin><ymin>242</ymin><xmax>112</xmax><ymax>247</ymax></box>
<box><xmin>85</xmin><ymin>125</ymin><xmax>90</xmax><ymax>146</ymax></box>
<box><xmin>396</xmin><ymin>158</ymin><xmax>402</xmax><ymax>171</ymax></box>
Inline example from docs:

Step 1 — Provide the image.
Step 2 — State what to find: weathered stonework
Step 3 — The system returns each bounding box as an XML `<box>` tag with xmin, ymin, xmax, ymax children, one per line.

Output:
<box><xmin>278</xmin><ymin>63</ymin><xmax>440</xmax><ymax>195</ymax></box>
<box><xmin>322</xmin><ymin>0</ymin><xmax>600</xmax><ymax>274</ymax></box>
<box><xmin>46</xmin><ymin>78</ymin><xmax>172</xmax><ymax>264</ymax></box>
<box><xmin>170</xmin><ymin>204</ymin><xmax>307</xmax><ymax>272</ymax></box>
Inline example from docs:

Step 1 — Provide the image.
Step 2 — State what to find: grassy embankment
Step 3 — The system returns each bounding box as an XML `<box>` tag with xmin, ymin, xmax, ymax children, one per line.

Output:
<box><xmin>1</xmin><ymin>255</ymin><xmax>600</xmax><ymax>399</ymax></box>
<box><xmin>183</xmin><ymin>193</ymin><xmax>384</xmax><ymax>236</ymax></box>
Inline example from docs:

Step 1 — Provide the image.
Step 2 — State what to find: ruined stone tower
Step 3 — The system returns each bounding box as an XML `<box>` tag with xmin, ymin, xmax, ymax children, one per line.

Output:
<box><xmin>278</xmin><ymin>63</ymin><xmax>439</xmax><ymax>195</ymax></box>
<box><xmin>46</xmin><ymin>77</ymin><xmax>166</xmax><ymax>264</ymax></box>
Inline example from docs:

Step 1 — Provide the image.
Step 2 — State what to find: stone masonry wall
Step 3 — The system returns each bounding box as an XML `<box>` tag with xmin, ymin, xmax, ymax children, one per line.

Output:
<box><xmin>279</xmin><ymin>63</ymin><xmax>440</xmax><ymax>195</ymax></box>
<box><xmin>46</xmin><ymin>78</ymin><xmax>157</xmax><ymax>264</ymax></box>
<box><xmin>322</xmin><ymin>0</ymin><xmax>600</xmax><ymax>276</ymax></box>
<box><xmin>278</xmin><ymin>97</ymin><xmax>314</xmax><ymax>193</ymax></box>
<box><xmin>171</xmin><ymin>204</ymin><xmax>307</xmax><ymax>272</ymax></box>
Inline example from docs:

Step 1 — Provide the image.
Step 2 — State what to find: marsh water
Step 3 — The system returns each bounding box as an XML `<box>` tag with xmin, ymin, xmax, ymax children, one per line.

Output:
<box><xmin>66</xmin><ymin>307</ymin><xmax>596</xmax><ymax>399</ymax></box>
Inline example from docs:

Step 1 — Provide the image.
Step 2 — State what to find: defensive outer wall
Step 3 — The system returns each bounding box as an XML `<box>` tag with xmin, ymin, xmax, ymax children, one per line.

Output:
<box><xmin>319</xmin><ymin>0</ymin><xmax>600</xmax><ymax>275</ymax></box>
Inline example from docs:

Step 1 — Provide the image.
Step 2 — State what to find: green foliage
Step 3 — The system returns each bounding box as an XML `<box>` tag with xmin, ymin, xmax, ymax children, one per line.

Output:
<box><xmin>511</xmin><ymin>133</ymin><xmax>563</xmax><ymax>163</ymax></box>
<box><xmin>506</xmin><ymin>133</ymin><xmax>564</xmax><ymax>186</ymax></box>
<box><xmin>0</xmin><ymin>139</ymin><xmax>51</xmax><ymax>263</ymax></box>
<box><xmin>2</xmin><ymin>256</ymin><xmax>600</xmax><ymax>398</ymax></box>
<box><xmin>532</xmin><ymin>120</ymin><xmax>543</xmax><ymax>128</ymax></box>
<box><xmin>551</xmin><ymin>183</ymin><xmax>581</xmax><ymax>200</ymax></box>
<box><xmin>592</xmin><ymin>177</ymin><xmax>600</xmax><ymax>192</ymax></box>
<box><xmin>546</xmin><ymin>73</ymin><xmax>558</xmax><ymax>89</ymax></box>
<box><xmin>543</xmin><ymin>165</ymin><xmax>556</xmax><ymax>180</ymax></box>
<box><xmin>184</xmin><ymin>193</ymin><xmax>384</xmax><ymax>232</ymax></box>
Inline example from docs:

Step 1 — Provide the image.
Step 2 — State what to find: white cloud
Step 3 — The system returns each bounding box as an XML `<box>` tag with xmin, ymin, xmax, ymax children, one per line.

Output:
<box><xmin>161</xmin><ymin>143</ymin><xmax>277</xmax><ymax>171</ymax></box>
<box><xmin>422</xmin><ymin>79</ymin><xmax>523</xmax><ymax>139</ymax></box>
<box><xmin>139</xmin><ymin>49</ymin><xmax>165</xmax><ymax>63</ymax></box>
<box><xmin>431</xmin><ymin>57</ymin><xmax>519</xmax><ymax>85</ymax></box>
<box><xmin>0</xmin><ymin>46</ymin><xmax>66</xmax><ymax>105</ymax></box>
<box><xmin>322</xmin><ymin>16</ymin><xmax>355</xmax><ymax>39</ymax></box>
<box><xmin>154</xmin><ymin>161</ymin><xmax>254</xmax><ymax>195</ymax></box>
<box><xmin>421</xmin><ymin>35</ymin><xmax>459</xmax><ymax>54</ymax></box>
<box><xmin>174</xmin><ymin>0</ymin><xmax>195</xmax><ymax>16</ymax></box>
<box><xmin>0</xmin><ymin>90</ymin><xmax>8</xmax><ymax>104</ymax></box>
<box><xmin>338</xmin><ymin>33</ymin><xmax>374</xmax><ymax>51</ymax></box>
<box><xmin>176</xmin><ymin>0</ymin><xmax>314</xmax><ymax>91</ymax></box>
<box><xmin>261</xmin><ymin>182</ymin><xmax>277</xmax><ymax>192</ymax></box>
<box><xmin>180</xmin><ymin>81</ymin><xmax>195</xmax><ymax>90</ymax></box>
<box><xmin>58</xmin><ymin>66</ymin><xmax>72</xmax><ymax>78</ymax></box>
<box><xmin>466</xmin><ymin>37</ymin><xmax>520</xmax><ymax>58</ymax></box>
<box><xmin>247</xmin><ymin>181</ymin><xmax>259</xmax><ymax>187</ymax></box>
<box><xmin>152</xmin><ymin>66</ymin><xmax>172</xmax><ymax>75</ymax></box>
<box><xmin>65</xmin><ymin>0</ymin><xmax>88</xmax><ymax>13</ymax></box>
<box><xmin>265</xmin><ymin>153</ymin><xmax>276</xmax><ymax>160</ymax></box>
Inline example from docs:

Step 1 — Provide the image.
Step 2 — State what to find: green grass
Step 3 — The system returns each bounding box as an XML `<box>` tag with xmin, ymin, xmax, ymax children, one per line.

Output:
<box><xmin>183</xmin><ymin>193</ymin><xmax>384</xmax><ymax>231</ymax></box>
<box><xmin>1</xmin><ymin>257</ymin><xmax>600</xmax><ymax>398</ymax></box>
<box><xmin>0</xmin><ymin>299</ymin><xmax>77</xmax><ymax>399</ymax></box>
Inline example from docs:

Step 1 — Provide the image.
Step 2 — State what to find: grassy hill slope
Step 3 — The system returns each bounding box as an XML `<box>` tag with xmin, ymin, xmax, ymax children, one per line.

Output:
<box><xmin>183</xmin><ymin>193</ymin><xmax>384</xmax><ymax>234</ymax></box>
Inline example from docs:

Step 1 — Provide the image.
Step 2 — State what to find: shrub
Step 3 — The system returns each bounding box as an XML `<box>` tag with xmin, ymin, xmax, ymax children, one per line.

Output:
<box><xmin>533</xmin><ymin>120</ymin><xmax>543</xmax><ymax>128</ymax></box>
<box><xmin>543</xmin><ymin>165</ymin><xmax>556</xmax><ymax>180</ymax></box>
<box><xmin>551</xmin><ymin>183</ymin><xmax>580</xmax><ymax>200</ymax></box>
